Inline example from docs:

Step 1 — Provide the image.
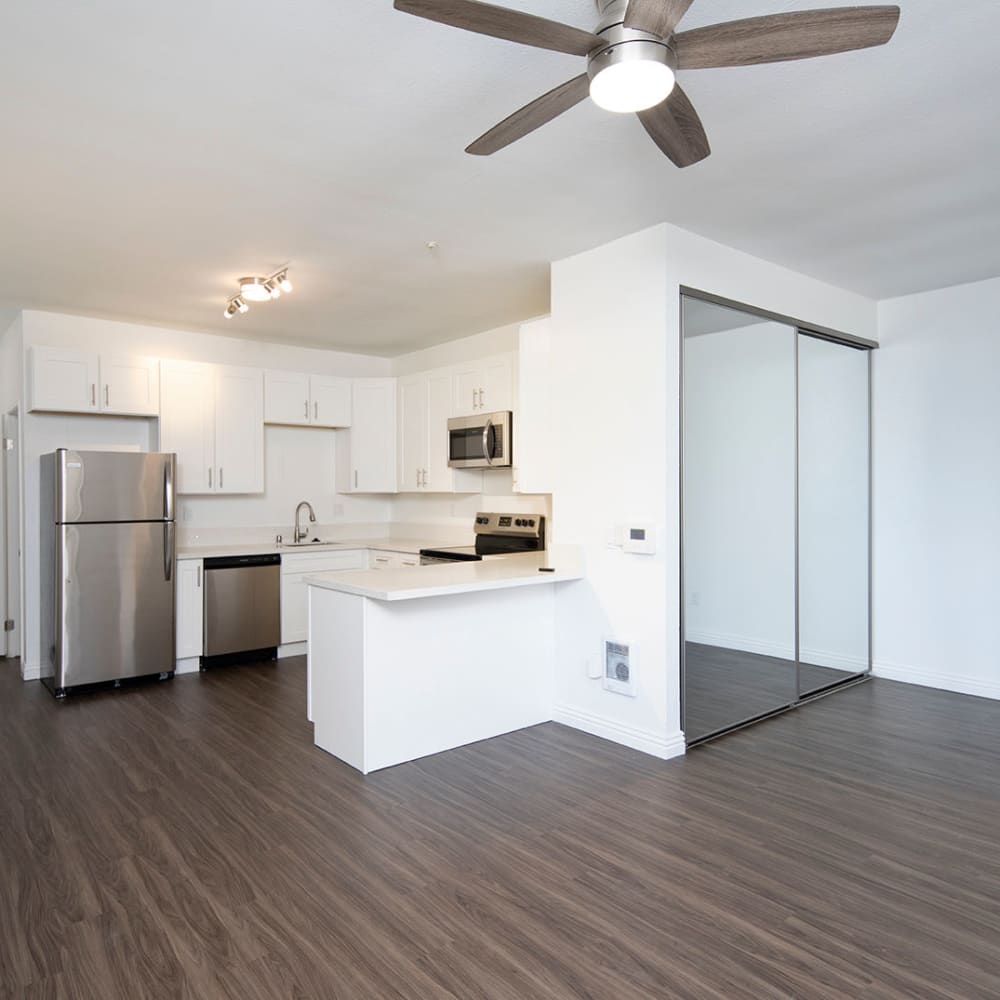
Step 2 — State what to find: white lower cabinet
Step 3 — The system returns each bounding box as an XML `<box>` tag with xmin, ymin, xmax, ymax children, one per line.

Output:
<box><xmin>280</xmin><ymin>550</ymin><xmax>367</xmax><ymax>644</ymax></box>
<box><xmin>175</xmin><ymin>558</ymin><xmax>204</xmax><ymax>660</ymax></box>
<box><xmin>369</xmin><ymin>550</ymin><xmax>420</xmax><ymax>570</ymax></box>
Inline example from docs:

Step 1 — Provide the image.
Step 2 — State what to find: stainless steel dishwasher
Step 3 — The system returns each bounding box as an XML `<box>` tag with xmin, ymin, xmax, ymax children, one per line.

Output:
<box><xmin>202</xmin><ymin>553</ymin><xmax>281</xmax><ymax>667</ymax></box>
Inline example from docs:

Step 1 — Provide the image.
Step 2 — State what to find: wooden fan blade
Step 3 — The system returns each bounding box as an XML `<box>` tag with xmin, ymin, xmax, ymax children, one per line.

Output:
<box><xmin>637</xmin><ymin>84</ymin><xmax>711</xmax><ymax>168</ymax></box>
<box><xmin>624</xmin><ymin>0</ymin><xmax>695</xmax><ymax>39</ymax></box>
<box><xmin>675</xmin><ymin>6</ymin><xmax>901</xmax><ymax>70</ymax></box>
<box><xmin>467</xmin><ymin>74</ymin><xmax>591</xmax><ymax>155</ymax></box>
<box><xmin>393</xmin><ymin>0</ymin><xmax>604</xmax><ymax>56</ymax></box>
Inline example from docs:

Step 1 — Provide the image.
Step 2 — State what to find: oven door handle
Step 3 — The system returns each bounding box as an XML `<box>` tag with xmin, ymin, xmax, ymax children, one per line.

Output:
<box><xmin>481</xmin><ymin>418</ymin><xmax>495</xmax><ymax>466</ymax></box>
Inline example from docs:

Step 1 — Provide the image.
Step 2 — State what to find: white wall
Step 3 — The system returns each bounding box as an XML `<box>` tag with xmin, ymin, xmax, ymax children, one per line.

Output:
<box><xmin>390</xmin><ymin>322</ymin><xmax>518</xmax><ymax>376</ymax></box>
<box><xmin>873</xmin><ymin>277</ymin><xmax>1000</xmax><ymax>700</ymax></box>
<box><xmin>548</xmin><ymin>222</ymin><xmax>877</xmax><ymax>755</ymax></box>
<box><xmin>683</xmin><ymin>322</ymin><xmax>797</xmax><ymax>660</ymax></box>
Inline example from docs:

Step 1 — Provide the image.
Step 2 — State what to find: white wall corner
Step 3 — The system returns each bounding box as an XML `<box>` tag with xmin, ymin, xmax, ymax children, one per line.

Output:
<box><xmin>553</xmin><ymin>703</ymin><xmax>686</xmax><ymax>761</ymax></box>
<box><xmin>873</xmin><ymin>661</ymin><xmax>1000</xmax><ymax>702</ymax></box>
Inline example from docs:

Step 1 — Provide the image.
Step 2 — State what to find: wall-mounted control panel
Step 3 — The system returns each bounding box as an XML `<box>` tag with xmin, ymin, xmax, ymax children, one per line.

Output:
<box><xmin>603</xmin><ymin>638</ymin><xmax>637</xmax><ymax>697</ymax></box>
<box><xmin>608</xmin><ymin>522</ymin><xmax>656</xmax><ymax>555</ymax></box>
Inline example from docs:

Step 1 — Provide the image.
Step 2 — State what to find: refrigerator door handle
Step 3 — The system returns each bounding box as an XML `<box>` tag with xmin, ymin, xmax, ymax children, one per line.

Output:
<box><xmin>163</xmin><ymin>459</ymin><xmax>174</xmax><ymax>521</ymax></box>
<box><xmin>164</xmin><ymin>522</ymin><xmax>174</xmax><ymax>582</ymax></box>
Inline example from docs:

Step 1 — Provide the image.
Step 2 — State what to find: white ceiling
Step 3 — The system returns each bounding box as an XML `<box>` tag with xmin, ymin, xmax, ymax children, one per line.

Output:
<box><xmin>1</xmin><ymin>1</ymin><xmax>997</xmax><ymax>355</ymax></box>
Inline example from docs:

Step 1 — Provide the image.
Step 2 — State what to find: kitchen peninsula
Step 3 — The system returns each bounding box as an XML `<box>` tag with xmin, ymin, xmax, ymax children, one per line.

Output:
<box><xmin>306</xmin><ymin>546</ymin><xmax>583</xmax><ymax>774</ymax></box>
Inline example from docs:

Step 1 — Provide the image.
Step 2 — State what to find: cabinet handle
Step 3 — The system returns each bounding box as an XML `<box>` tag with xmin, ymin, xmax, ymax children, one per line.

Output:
<box><xmin>473</xmin><ymin>388</ymin><xmax>479</xmax><ymax>410</ymax></box>
<box><xmin>197</xmin><ymin>565</ymin><xmax>202</xmax><ymax>588</ymax></box>
<box><xmin>208</xmin><ymin>467</ymin><xmax>212</xmax><ymax>489</ymax></box>
<box><xmin>479</xmin><ymin>387</ymin><xmax>485</xmax><ymax>409</ymax></box>
<box><xmin>354</xmin><ymin>470</ymin><xmax>358</xmax><ymax>489</ymax></box>
<box><xmin>314</xmin><ymin>401</ymin><xmax>318</xmax><ymax>420</ymax></box>
<box><xmin>305</xmin><ymin>400</ymin><xmax>309</xmax><ymax>419</ymax></box>
<box><xmin>219</xmin><ymin>467</ymin><xmax>224</xmax><ymax>489</ymax></box>
<box><xmin>104</xmin><ymin>385</ymin><xmax>109</xmax><ymax>407</ymax></box>
<box><xmin>91</xmin><ymin>384</ymin><xmax>96</xmax><ymax>406</ymax></box>
<box><xmin>422</xmin><ymin>468</ymin><xmax>427</xmax><ymax>487</ymax></box>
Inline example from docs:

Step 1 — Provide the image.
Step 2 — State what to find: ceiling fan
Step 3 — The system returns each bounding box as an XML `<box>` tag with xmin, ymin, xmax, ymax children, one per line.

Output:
<box><xmin>393</xmin><ymin>0</ymin><xmax>901</xmax><ymax>167</ymax></box>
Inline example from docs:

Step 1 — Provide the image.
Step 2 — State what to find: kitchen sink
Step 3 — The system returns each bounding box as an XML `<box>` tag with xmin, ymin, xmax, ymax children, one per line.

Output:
<box><xmin>280</xmin><ymin>538</ymin><xmax>340</xmax><ymax>548</ymax></box>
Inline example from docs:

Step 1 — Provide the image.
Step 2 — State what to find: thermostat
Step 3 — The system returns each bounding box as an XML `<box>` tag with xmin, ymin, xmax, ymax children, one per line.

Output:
<box><xmin>622</xmin><ymin>523</ymin><xmax>655</xmax><ymax>555</ymax></box>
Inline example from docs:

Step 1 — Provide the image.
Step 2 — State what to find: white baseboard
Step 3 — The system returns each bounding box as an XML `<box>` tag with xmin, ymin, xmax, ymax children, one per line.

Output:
<box><xmin>553</xmin><ymin>703</ymin><xmax>686</xmax><ymax>761</ymax></box>
<box><xmin>799</xmin><ymin>646</ymin><xmax>869</xmax><ymax>673</ymax></box>
<box><xmin>278</xmin><ymin>642</ymin><xmax>306</xmax><ymax>659</ymax></box>
<box><xmin>873</xmin><ymin>660</ymin><xmax>1000</xmax><ymax>701</ymax></box>
<box><xmin>21</xmin><ymin>660</ymin><xmax>41</xmax><ymax>681</ymax></box>
<box><xmin>175</xmin><ymin>657</ymin><xmax>201</xmax><ymax>676</ymax></box>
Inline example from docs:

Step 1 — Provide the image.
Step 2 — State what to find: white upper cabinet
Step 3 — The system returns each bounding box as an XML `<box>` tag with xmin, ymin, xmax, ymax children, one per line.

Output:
<box><xmin>214</xmin><ymin>366</ymin><xmax>264</xmax><ymax>494</ymax></box>
<box><xmin>337</xmin><ymin>378</ymin><xmax>397</xmax><ymax>493</ymax></box>
<box><xmin>264</xmin><ymin>371</ymin><xmax>352</xmax><ymax>428</ymax></box>
<box><xmin>310</xmin><ymin>375</ymin><xmax>352</xmax><ymax>428</ymax></box>
<box><xmin>28</xmin><ymin>347</ymin><xmax>159</xmax><ymax>416</ymax></box>
<box><xmin>397</xmin><ymin>374</ymin><xmax>427</xmax><ymax>492</ymax></box>
<box><xmin>160</xmin><ymin>360</ymin><xmax>263</xmax><ymax>494</ymax></box>
<box><xmin>100</xmin><ymin>355</ymin><xmax>160</xmax><ymax>416</ymax></box>
<box><xmin>398</xmin><ymin>367</ymin><xmax>482</xmax><ymax>494</ymax></box>
<box><xmin>452</xmin><ymin>353</ymin><xmax>513</xmax><ymax>415</ymax></box>
<box><xmin>264</xmin><ymin>370</ymin><xmax>311</xmax><ymax>426</ymax></box>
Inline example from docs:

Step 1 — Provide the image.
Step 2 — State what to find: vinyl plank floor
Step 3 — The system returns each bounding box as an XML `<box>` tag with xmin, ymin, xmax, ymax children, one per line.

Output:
<box><xmin>1</xmin><ymin>656</ymin><xmax>998</xmax><ymax>998</ymax></box>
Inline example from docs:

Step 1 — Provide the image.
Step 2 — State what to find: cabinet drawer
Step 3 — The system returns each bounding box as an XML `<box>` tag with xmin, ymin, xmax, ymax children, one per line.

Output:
<box><xmin>280</xmin><ymin>550</ymin><xmax>366</xmax><ymax>575</ymax></box>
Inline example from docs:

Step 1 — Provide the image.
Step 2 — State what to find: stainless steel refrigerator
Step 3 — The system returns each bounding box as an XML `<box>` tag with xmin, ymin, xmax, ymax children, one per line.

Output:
<box><xmin>40</xmin><ymin>449</ymin><xmax>176</xmax><ymax>697</ymax></box>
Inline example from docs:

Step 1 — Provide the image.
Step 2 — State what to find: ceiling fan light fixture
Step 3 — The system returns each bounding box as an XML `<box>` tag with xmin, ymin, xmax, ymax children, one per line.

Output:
<box><xmin>588</xmin><ymin>40</ymin><xmax>676</xmax><ymax>114</ymax></box>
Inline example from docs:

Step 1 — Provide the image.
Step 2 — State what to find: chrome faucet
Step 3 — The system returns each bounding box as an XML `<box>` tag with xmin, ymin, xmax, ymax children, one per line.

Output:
<box><xmin>294</xmin><ymin>501</ymin><xmax>317</xmax><ymax>543</ymax></box>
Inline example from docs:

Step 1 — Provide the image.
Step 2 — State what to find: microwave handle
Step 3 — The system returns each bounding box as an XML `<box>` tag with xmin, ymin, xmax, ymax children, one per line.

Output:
<box><xmin>481</xmin><ymin>418</ymin><xmax>495</xmax><ymax>466</ymax></box>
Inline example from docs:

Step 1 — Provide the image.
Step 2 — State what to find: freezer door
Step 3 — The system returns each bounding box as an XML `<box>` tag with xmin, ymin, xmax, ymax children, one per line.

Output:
<box><xmin>55</xmin><ymin>521</ymin><xmax>176</xmax><ymax>687</ymax></box>
<box><xmin>55</xmin><ymin>450</ymin><xmax>175</xmax><ymax>523</ymax></box>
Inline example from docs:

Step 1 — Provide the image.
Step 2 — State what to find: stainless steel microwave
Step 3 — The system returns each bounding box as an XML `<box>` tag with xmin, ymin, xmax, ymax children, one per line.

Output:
<box><xmin>447</xmin><ymin>411</ymin><xmax>512</xmax><ymax>469</ymax></box>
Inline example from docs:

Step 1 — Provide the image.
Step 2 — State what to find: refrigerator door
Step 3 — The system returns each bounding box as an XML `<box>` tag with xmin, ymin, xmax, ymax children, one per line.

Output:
<box><xmin>55</xmin><ymin>521</ymin><xmax>176</xmax><ymax>687</ymax></box>
<box><xmin>56</xmin><ymin>450</ymin><xmax>175</xmax><ymax>523</ymax></box>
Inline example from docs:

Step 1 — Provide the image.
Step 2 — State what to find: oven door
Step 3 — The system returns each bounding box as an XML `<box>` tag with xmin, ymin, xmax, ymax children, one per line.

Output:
<box><xmin>447</xmin><ymin>411</ymin><xmax>512</xmax><ymax>468</ymax></box>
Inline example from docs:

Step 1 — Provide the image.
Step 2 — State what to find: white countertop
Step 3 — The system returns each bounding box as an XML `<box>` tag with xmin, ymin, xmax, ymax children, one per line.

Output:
<box><xmin>177</xmin><ymin>537</ymin><xmax>449</xmax><ymax>559</ymax></box>
<box><xmin>304</xmin><ymin>546</ymin><xmax>583</xmax><ymax>602</ymax></box>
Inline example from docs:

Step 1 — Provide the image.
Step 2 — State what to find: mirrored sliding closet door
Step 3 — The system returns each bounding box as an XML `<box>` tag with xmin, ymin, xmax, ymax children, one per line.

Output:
<box><xmin>681</xmin><ymin>294</ymin><xmax>872</xmax><ymax>745</ymax></box>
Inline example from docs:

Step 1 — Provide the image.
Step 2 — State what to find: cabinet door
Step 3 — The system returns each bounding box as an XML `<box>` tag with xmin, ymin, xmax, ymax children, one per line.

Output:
<box><xmin>350</xmin><ymin>379</ymin><xmax>397</xmax><ymax>493</ymax></box>
<box><xmin>264</xmin><ymin>370</ymin><xmax>311</xmax><ymax>426</ymax></box>
<box><xmin>310</xmin><ymin>376</ymin><xmax>352</xmax><ymax>427</ymax></box>
<box><xmin>215</xmin><ymin>366</ymin><xmax>264</xmax><ymax>494</ymax></box>
<box><xmin>397</xmin><ymin>374</ymin><xmax>427</xmax><ymax>492</ymax></box>
<box><xmin>480</xmin><ymin>354</ymin><xmax>514</xmax><ymax>413</ymax></box>
<box><xmin>100</xmin><ymin>356</ymin><xmax>160</xmax><ymax>416</ymax></box>
<box><xmin>160</xmin><ymin>361</ymin><xmax>216</xmax><ymax>494</ymax></box>
<box><xmin>280</xmin><ymin>573</ymin><xmax>310</xmax><ymax>643</ymax></box>
<box><xmin>453</xmin><ymin>363</ymin><xmax>482</xmax><ymax>415</ymax></box>
<box><xmin>29</xmin><ymin>347</ymin><xmax>99</xmax><ymax>413</ymax></box>
<box><xmin>175</xmin><ymin>559</ymin><xmax>204</xmax><ymax>659</ymax></box>
<box><xmin>425</xmin><ymin>368</ymin><xmax>456</xmax><ymax>492</ymax></box>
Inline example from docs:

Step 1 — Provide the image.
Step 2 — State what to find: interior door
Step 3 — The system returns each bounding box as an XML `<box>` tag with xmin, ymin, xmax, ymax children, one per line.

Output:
<box><xmin>58</xmin><ymin>521</ymin><xmax>175</xmax><ymax>686</ymax></box>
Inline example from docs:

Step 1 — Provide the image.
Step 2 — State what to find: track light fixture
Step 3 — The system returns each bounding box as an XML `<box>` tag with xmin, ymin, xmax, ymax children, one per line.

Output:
<box><xmin>225</xmin><ymin>268</ymin><xmax>293</xmax><ymax>319</ymax></box>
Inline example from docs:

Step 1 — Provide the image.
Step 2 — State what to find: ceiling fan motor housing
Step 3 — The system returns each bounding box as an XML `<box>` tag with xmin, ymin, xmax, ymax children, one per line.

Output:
<box><xmin>588</xmin><ymin>0</ymin><xmax>676</xmax><ymax>83</ymax></box>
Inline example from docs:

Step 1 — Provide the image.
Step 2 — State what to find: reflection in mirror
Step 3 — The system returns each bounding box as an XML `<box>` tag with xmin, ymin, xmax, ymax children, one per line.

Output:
<box><xmin>682</xmin><ymin>297</ymin><xmax>797</xmax><ymax>742</ymax></box>
<box><xmin>798</xmin><ymin>334</ymin><xmax>870</xmax><ymax>694</ymax></box>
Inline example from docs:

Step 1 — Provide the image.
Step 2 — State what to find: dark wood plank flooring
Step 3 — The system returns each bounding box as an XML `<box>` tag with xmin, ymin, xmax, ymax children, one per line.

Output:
<box><xmin>685</xmin><ymin>642</ymin><xmax>859</xmax><ymax>742</ymax></box>
<box><xmin>1</xmin><ymin>656</ymin><xmax>998</xmax><ymax>998</ymax></box>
